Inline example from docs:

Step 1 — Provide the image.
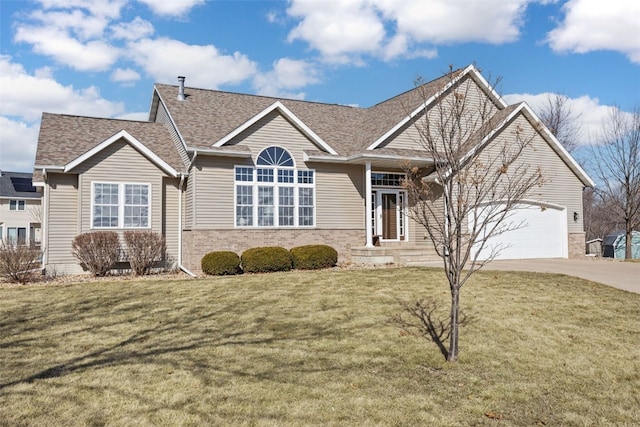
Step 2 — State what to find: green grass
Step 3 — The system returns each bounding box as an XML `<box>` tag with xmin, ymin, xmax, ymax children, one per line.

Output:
<box><xmin>1</xmin><ymin>268</ymin><xmax>639</xmax><ymax>426</ymax></box>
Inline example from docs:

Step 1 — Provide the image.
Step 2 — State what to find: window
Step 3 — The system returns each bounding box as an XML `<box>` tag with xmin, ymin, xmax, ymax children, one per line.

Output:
<box><xmin>235</xmin><ymin>147</ymin><xmax>315</xmax><ymax>227</ymax></box>
<box><xmin>9</xmin><ymin>200</ymin><xmax>25</xmax><ymax>211</ymax></box>
<box><xmin>92</xmin><ymin>182</ymin><xmax>150</xmax><ymax>229</ymax></box>
<box><xmin>7</xmin><ymin>227</ymin><xmax>26</xmax><ymax>245</ymax></box>
<box><xmin>371</xmin><ymin>173</ymin><xmax>404</xmax><ymax>187</ymax></box>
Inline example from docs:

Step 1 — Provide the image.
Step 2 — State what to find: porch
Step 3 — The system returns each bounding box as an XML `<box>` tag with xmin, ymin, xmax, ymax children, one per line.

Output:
<box><xmin>350</xmin><ymin>243</ymin><xmax>441</xmax><ymax>266</ymax></box>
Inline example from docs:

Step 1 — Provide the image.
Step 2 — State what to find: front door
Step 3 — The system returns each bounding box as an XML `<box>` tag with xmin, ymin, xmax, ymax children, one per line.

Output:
<box><xmin>375</xmin><ymin>190</ymin><xmax>405</xmax><ymax>241</ymax></box>
<box><xmin>382</xmin><ymin>192</ymin><xmax>398</xmax><ymax>240</ymax></box>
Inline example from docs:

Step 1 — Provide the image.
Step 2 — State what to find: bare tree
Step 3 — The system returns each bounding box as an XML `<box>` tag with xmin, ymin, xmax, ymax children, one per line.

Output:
<box><xmin>590</xmin><ymin>107</ymin><xmax>640</xmax><ymax>259</ymax></box>
<box><xmin>538</xmin><ymin>93</ymin><xmax>582</xmax><ymax>154</ymax></box>
<box><xmin>583</xmin><ymin>188</ymin><xmax>622</xmax><ymax>241</ymax></box>
<box><xmin>403</xmin><ymin>68</ymin><xmax>544</xmax><ymax>361</ymax></box>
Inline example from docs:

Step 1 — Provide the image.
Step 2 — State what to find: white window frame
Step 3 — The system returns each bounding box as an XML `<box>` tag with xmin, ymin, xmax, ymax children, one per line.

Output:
<box><xmin>91</xmin><ymin>181</ymin><xmax>151</xmax><ymax>229</ymax></box>
<box><xmin>371</xmin><ymin>171</ymin><xmax>408</xmax><ymax>242</ymax></box>
<box><xmin>234</xmin><ymin>146</ymin><xmax>316</xmax><ymax>228</ymax></box>
<box><xmin>9</xmin><ymin>200</ymin><xmax>26</xmax><ymax>211</ymax></box>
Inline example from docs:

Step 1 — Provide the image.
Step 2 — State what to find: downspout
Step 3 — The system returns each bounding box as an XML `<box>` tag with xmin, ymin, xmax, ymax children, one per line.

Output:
<box><xmin>41</xmin><ymin>169</ymin><xmax>49</xmax><ymax>271</ymax></box>
<box><xmin>177</xmin><ymin>173</ymin><xmax>196</xmax><ymax>277</ymax></box>
<box><xmin>365</xmin><ymin>161</ymin><xmax>373</xmax><ymax>247</ymax></box>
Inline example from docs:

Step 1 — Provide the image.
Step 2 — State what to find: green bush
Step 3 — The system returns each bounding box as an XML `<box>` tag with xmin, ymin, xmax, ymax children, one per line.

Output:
<box><xmin>290</xmin><ymin>244</ymin><xmax>338</xmax><ymax>270</ymax></box>
<box><xmin>241</xmin><ymin>246</ymin><xmax>292</xmax><ymax>273</ymax></box>
<box><xmin>201</xmin><ymin>251</ymin><xmax>241</xmax><ymax>275</ymax></box>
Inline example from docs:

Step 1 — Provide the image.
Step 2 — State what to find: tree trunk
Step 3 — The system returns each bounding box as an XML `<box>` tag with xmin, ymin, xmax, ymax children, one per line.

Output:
<box><xmin>447</xmin><ymin>286</ymin><xmax>460</xmax><ymax>362</ymax></box>
<box><xmin>626</xmin><ymin>227</ymin><xmax>633</xmax><ymax>260</ymax></box>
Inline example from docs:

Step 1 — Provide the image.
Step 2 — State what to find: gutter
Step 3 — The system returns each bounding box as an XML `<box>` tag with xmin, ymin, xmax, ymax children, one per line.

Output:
<box><xmin>177</xmin><ymin>173</ymin><xmax>196</xmax><ymax>277</ymax></box>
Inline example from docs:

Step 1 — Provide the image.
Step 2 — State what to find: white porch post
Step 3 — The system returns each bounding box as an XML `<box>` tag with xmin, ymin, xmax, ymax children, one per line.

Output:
<box><xmin>365</xmin><ymin>161</ymin><xmax>373</xmax><ymax>247</ymax></box>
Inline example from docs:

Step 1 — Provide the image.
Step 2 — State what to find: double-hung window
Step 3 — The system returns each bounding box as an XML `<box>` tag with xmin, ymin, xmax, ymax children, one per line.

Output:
<box><xmin>92</xmin><ymin>182</ymin><xmax>150</xmax><ymax>229</ymax></box>
<box><xmin>9</xmin><ymin>200</ymin><xmax>25</xmax><ymax>211</ymax></box>
<box><xmin>234</xmin><ymin>146</ymin><xmax>315</xmax><ymax>227</ymax></box>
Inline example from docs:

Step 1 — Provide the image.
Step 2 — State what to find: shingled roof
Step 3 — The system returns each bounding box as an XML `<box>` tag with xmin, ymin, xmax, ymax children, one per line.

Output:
<box><xmin>153</xmin><ymin>68</ymin><xmax>469</xmax><ymax>157</ymax></box>
<box><xmin>35</xmin><ymin>113</ymin><xmax>186</xmax><ymax>174</ymax></box>
<box><xmin>0</xmin><ymin>171</ymin><xmax>40</xmax><ymax>199</ymax></box>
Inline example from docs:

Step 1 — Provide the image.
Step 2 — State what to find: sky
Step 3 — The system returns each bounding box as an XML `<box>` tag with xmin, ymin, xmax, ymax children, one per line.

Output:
<box><xmin>0</xmin><ymin>0</ymin><xmax>639</xmax><ymax>173</ymax></box>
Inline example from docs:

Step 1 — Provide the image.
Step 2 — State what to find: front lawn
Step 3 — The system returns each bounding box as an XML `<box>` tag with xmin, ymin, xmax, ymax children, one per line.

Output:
<box><xmin>1</xmin><ymin>268</ymin><xmax>639</xmax><ymax>425</ymax></box>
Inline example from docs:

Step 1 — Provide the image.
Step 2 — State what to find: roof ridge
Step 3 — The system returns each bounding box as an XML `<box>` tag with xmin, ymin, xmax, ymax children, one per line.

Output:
<box><xmin>41</xmin><ymin>112</ymin><xmax>153</xmax><ymax>123</ymax></box>
<box><xmin>368</xmin><ymin>67</ymin><xmax>467</xmax><ymax>109</ymax></box>
<box><xmin>154</xmin><ymin>83</ymin><xmax>360</xmax><ymax>109</ymax></box>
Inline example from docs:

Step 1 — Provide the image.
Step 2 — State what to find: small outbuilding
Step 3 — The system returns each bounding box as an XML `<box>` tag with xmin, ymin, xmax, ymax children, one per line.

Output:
<box><xmin>602</xmin><ymin>231</ymin><xmax>640</xmax><ymax>259</ymax></box>
<box><xmin>585</xmin><ymin>238</ymin><xmax>602</xmax><ymax>256</ymax></box>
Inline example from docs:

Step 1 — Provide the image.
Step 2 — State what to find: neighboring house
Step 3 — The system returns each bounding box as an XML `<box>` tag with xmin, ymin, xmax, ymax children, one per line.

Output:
<box><xmin>603</xmin><ymin>231</ymin><xmax>640</xmax><ymax>259</ymax></box>
<box><xmin>0</xmin><ymin>171</ymin><xmax>42</xmax><ymax>245</ymax></box>
<box><xmin>33</xmin><ymin>65</ymin><xmax>594</xmax><ymax>275</ymax></box>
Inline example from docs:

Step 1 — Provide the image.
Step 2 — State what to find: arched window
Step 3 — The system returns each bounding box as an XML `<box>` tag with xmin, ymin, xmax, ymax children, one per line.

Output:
<box><xmin>234</xmin><ymin>147</ymin><xmax>314</xmax><ymax>227</ymax></box>
<box><xmin>257</xmin><ymin>146</ymin><xmax>294</xmax><ymax>167</ymax></box>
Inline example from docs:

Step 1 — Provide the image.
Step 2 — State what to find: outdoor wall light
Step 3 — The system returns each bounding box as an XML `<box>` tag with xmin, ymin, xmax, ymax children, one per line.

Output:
<box><xmin>573</xmin><ymin>211</ymin><xmax>579</xmax><ymax>222</ymax></box>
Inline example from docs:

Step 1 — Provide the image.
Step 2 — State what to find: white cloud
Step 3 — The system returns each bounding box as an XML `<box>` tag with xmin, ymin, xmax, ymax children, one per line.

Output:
<box><xmin>136</xmin><ymin>0</ymin><xmax>205</xmax><ymax>17</ymax></box>
<box><xmin>116</xmin><ymin>111</ymin><xmax>149</xmax><ymax>121</ymax></box>
<box><xmin>285</xmin><ymin>0</ymin><xmax>538</xmax><ymax>62</ymax></box>
<box><xmin>287</xmin><ymin>0</ymin><xmax>387</xmax><ymax>63</ymax></box>
<box><xmin>29</xmin><ymin>9</ymin><xmax>110</xmax><ymax>39</ymax></box>
<box><xmin>376</xmin><ymin>0</ymin><xmax>528</xmax><ymax>44</ymax></box>
<box><xmin>0</xmin><ymin>55</ymin><xmax>125</xmax><ymax>121</ymax></box>
<box><xmin>14</xmin><ymin>6</ymin><xmax>121</xmax><ymax>71</ymax></box>
<box><xmin>36</xmin><ymin>0</ymin><xmax>127</xmax><ymax>19</ymax></box>
<box><xmin>111</xmin><ymin>17</ymin><xmax>154</xmax><ymax>40</ymax></box>
<box><xmin>0</xmin><ymin>117</ymin><xmax>40</xmax><ymax>173</ymax></box>
<box><xmin>110</xmin><ymin>67</ymin><xmax>141</xmax><ymax>83</ymax></box>
<box><xmin>547</xmin><ymin>0</ymin><xmax>640</xmax><ymax>63</ymax></box>
<box><xmin>253</xmin><ymin>58</ymin><xmax>321</xmax><ymax>98</ymax></box>
<box><xmin>126</xmin><ymin>38</ymin><xmax>257</xmax><ymax>88</ymax></box>
<box><xmin>15</xmin><ymin>25</ymin><xmax>120</xmax><ymax>71</ymax></box>
<box><xmin>504</xmin><ymin>92</ymin><xmax>623</xmax><ymax>146</ymax></box>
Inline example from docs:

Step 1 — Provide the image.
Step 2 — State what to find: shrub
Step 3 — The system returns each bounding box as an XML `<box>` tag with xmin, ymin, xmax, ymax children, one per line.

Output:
<box><xmin>123</xmin><ymin>231</ymin><xmax>166</xmax><ymax>276</ymax></box>
<box><xmin>71</xmin><ymin>231</ymin><xmax>120</xmax><ymax>276</ymax></box>
<box><xmin>290</xmin><ymin>244</ymin><xmax>338</xmax><ymax>270</ymax></box>
<box><xmin>201</xmin><ymin>251</ymin><xmax>241</xmax><ymax>275</ymax></box>
<box><xmin>241</xmin><ymin>246</ymin><xmax>292</xmax><ymax>273</ymax></box>
<box><xmin>0</xmin><ymin>241</ymin><xmax>42</xmax><ymax>284</ymax></box>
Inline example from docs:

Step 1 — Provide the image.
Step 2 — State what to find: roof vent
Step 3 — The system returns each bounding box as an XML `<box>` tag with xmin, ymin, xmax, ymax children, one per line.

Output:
<box><xmin>177</xmin><ymin>76</ymin><xmax>186</xmax><ymax>101</ymax></box>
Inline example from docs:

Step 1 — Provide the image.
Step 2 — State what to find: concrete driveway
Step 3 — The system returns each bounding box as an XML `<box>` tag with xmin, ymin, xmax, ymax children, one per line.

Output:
<box><xmin>482</xmin><ymin>258</ymin><xmax>640</xmax><ymax>294</ymax></box>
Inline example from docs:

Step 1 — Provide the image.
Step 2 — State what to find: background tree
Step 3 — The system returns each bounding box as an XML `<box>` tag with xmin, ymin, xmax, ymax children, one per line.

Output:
<box><xmin>403</xmin><ymin>68</ymin><xmax>544</xmax><ymax>361</ymax></box>
<box><xmin>589</xmin><ymin>107</ymin><xmax>640</xmax><ymax>259</ymax></box>
<box><xmin>537</xmin><ymin>93</ymin><xmax>582</xmax><ymax>154</ymax></box>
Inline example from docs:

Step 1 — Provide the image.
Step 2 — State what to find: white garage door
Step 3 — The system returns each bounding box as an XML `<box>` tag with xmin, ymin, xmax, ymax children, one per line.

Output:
<box><xmin>470</xmin><ymin>202</ymin><xmax>567</xmax><ymax>260</ymax></box>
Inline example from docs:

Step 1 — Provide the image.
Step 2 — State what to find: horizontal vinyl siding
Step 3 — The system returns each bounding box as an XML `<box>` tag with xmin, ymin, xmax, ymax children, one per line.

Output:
<box><xmin>194</xmin><ymin>110</ymin><xmax>348</xmax><ymax>229</ymax></box>
<box><xmin>228</xmin><ymin>110</ymin><xmax>326</xmax><ymax>165</ymax></box>
<box><xmin>479</xmin><ymin>115</ymin><xmax>585</xmax><ymax>233</ymax></box>
<box><xmin>382</xmin><ymin>76</ymin><xmax>500</xmax><ymax>152</ymax></box>
<box><xmin>185</xmin><ymin>171</ymin><xmax>195</xmax><ymax>228</ymax></box>
<box><xmin>163</xmin><ymin>177</ymin><xmax>180</xmax><ymax>266</ymax></box>
<box><xmin>193</xmin><ymin>156</ymin><xmax>236</xmax><ymax>228</ymax></box>
<box><xmin>47</xmin><ymin>173</ymin><xmax>78</xmax><ymax>265</ymax></box>
<box><xmin>71</xmin><ymin>139</ymin><xmax>165</xmax><ymax>234</ymax></box>
<box><xmin>314</xmin><ymin>163</ymin><xmax>364</xmax><ymax>229</ymax></box>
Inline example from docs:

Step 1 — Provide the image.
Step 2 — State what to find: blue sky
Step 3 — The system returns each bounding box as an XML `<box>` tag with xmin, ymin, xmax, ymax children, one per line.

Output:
<box><xmin>1</xmin><ymin>0</ymin><xmax>639</xmax><ymax>172</ymax></box>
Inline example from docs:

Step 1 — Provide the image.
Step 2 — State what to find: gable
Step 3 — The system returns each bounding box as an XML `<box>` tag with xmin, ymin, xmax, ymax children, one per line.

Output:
<box><xmin>223</xmin><ymin>109</ymin><xmax>329</xmax><ymax>167</ymax></box>
<box><xmin>65</xmin><ymin>130</ymin><xmax>179</xmax><ymax>177</ymax></box>
<box><xmin>68</xmin><ymin>137</ymin><xmax>172</xmax><ymax>176</ymax></box>
<box><xmin>367</xmin><ymin>66</ymin><xmax>505</xmax><ymax>151</ymax></box>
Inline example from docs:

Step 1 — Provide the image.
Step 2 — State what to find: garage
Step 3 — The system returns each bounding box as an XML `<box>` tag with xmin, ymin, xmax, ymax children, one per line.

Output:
<box><xmin>470</xmin><ymin>202</ymin><xmax>567</xmax><ymax>260</ymax></box>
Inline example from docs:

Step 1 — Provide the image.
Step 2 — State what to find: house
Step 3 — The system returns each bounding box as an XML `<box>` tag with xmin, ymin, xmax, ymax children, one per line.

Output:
<box><xmin>602</xmin><ymin>231</ymin><xmax>640</xmax><ymax>259</ymax></box>
<box><xmin>33</xmin><ymin>65</ymin><xmax>594</xmax><ymax>275</ymax></box>
<box><xmin>0</xmin><ymin>171</ymin><xmax>42</xmax><ymax>245</ymax></box>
